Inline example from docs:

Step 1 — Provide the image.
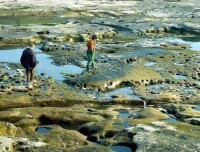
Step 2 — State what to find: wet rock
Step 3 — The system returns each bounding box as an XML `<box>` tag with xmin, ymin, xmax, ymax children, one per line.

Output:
<box><xmin>69</xmin><ymin>63</ymin><xmax>163</xmax><ymax>92</ymax></box>
<box><xmin>135</xmin><ymin>107</ymin><xmax>169</xmax><ymax>120</ymax></box>
<box><xmin>78</xmin><ymin>120</ymin><xmax>135</xmax><ymax>146</ymax></box>
<box><xmin>0</xmin><ymin>107</ymin><xmax>105</xmax><ymax>127</ymax></box>
<box><xmin>162</xmin><ymin>104</ymin><xmax>200</xmax><ymax>124</ymax></box>
<box><xmin>0</xmin><ymin>21</ymin><xmax>116</xmax><ymax>46</ymax></box>
<box><xmin>11</xmin><ymin>86</ymin><xmax>28</xmax><ymax>92</ymax></box>
<box><xmin>0</xmin><ymin>136</ymin><xmax>46</xmax><ymax>152</ymax></box>
<box><xmin>40</xmin><ymin>42</ymin><xmax>65</xmax><ymax>52</ymax></box>
<box><xmin>134</xmin><ymin>123</ymin><xmax>200</xmax><ymax>152</ymax></box>
<box><xmin>40</xmin><ymin>42</ymin><xmax>57</xmax><ymax>52</ymax></box>
<box><xmin>184</xmin><ymin>118</ymin><xmax>200</xmax><ymax>125</ymax></box>
<box><xmin>14</xmin><ymin>119</ymin><xmax>38</xmax><ymax>127</ymax></box>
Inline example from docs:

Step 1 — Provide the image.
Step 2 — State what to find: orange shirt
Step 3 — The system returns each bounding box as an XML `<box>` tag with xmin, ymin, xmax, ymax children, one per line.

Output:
<box><xmin>87</xmin><ymin>39</ymin><xmax>95</xmax><ymax>52</ymax></box>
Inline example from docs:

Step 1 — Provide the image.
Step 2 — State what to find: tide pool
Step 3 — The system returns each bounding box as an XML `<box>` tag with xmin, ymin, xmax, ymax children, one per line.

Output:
<box><xmin>0</xmin><ymin>47</ymin><xmax>83</xmax><ymax>81</ymax></box>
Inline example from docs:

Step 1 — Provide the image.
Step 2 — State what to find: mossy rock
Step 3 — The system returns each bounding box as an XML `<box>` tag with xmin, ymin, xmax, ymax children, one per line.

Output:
<box><xmin>136</xmin><ymin>107</ymin><xmax>169</xmax><ymax>120</ymax></box>
<box><xmin>0</xmin><ymin>121</ymin><xmax>17</xmax><ymax>136</ymax></box>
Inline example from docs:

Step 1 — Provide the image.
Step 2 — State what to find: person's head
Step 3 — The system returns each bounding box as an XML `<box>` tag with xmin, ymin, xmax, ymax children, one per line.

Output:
<box><xmin>28</xmin><ymin>43</ymin><xmax>35</xmax><ymax>49</ymax></box>
<box><xmin>92</xmin><ymin>34</ymin><xmax>98</xmax><ymax>40</ymax></box>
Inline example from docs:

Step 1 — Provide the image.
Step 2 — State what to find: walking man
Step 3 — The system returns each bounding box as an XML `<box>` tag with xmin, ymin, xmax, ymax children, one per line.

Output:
<box><xmin>20</xmin><ymin>43</ymin><xmax>37</xmax><ymax>85</ymax></box>
<box><xmin>86</xmin><ymin>34</ymin><xmax>97</xmax><ymax>71</ymax></box>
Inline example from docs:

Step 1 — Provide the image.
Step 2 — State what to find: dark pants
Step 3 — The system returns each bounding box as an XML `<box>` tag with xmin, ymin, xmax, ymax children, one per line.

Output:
<box><xmin>87</xmin><ymin>50</ymin><xmax>95</xmax><ymax>71</ymax></box>
<box><xmin>26</xmin><ymin>68</ymin><xmax>34</xmax><ymax>83</ymax></box>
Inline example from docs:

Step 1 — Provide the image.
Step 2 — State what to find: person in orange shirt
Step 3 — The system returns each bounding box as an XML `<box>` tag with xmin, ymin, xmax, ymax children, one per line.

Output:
<box><xmin>86</xmin><ymin>34</ymin><xmax>97</xmax><ymax>71</ymax></box>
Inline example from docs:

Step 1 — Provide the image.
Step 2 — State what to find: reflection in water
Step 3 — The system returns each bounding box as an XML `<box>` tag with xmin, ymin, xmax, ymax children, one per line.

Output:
<box><xmin>0</xmin><ymin>48</ymin><xmax>83</xmax><ymax>81</ymax></box>
<box><xmin>102</xmin><ymin>87</ymin><xmax>142</xmax><ymax>101</ymax></box>
<box><xmin>118</xmin><ymin>110</ymin><xmax>131</xmax><ymax>119</ymax></box>
<box><xmin>36</xmin><ymin>53</ymin><xmax>83</xmax><ymax>80</ymax></box>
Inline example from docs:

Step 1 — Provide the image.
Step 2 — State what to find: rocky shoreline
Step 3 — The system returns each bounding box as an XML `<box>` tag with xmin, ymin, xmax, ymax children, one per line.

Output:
<box><xmin>0</xmin><ymin>0</ymin><xmax>200</xmax><ymax>151</ymax></box>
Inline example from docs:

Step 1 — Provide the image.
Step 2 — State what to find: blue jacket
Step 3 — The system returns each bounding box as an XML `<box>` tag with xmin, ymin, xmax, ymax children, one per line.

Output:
<box><xmin>20</xmin><ymin>48</ymin><xmax>36</xmax><ymax>69</ymax></box>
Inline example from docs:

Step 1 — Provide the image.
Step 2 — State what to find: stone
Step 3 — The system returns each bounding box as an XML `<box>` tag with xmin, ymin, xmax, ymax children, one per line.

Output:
<box><xmin>0</xmin><ymin>121</ymin><xmax>17</xmax><ymax>136</ymax></box>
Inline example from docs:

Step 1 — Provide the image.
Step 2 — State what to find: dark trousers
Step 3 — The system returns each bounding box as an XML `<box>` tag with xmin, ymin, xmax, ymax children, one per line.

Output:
<box><xmin>87</xmin><ymin>50</ymin><xmax>95</xmax><ymax>71</ymax></box>
<box><xmin>26</xmin><ymin>68</ymin><xmax>34</xmax><ymax>83</ymax></box>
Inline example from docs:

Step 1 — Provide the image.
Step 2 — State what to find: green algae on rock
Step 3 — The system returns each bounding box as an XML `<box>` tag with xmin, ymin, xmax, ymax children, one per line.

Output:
<box><xmin>0</xmin><ymin>0</ymin><xmax>200</xmax><ymax>151</ymax></box>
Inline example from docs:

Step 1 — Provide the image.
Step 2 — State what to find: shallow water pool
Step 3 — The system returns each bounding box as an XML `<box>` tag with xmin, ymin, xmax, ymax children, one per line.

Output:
<box><xmin>0</xmin><ymin>47</ymin><xmax>83</xmax><ymax>81</ymax></box>
<box><xmin>173</xmin><ymin>74</ymin><xmax>188</xmax><ymax>80</ymax></box>
<box><xmin>193</xmin><ymin>105</ymin><xmax>200</xmax><ymax>111</ymax></box>
<box><xmin>118</xmin><ymin>110</ymin><xmax>131</xmax><ymax>119</ymax></box>
<box><xmin>35</xmin><ymin>126</ymin><xmax>51</xmax><ymax>134</ymax></box>
<box><xmin>160</xmin><ymin>37</ymin><xmax>200</xmax><ymax>51</ymax></box>
<box><xmin>102</xmin><ymin>87</ymin><xmax>142</xmax><ymax>101</ymax></box>
<box><xmin>111</xmin><ymin>145</ymin><xmax>132</xmax><ymax>152</ymax></box>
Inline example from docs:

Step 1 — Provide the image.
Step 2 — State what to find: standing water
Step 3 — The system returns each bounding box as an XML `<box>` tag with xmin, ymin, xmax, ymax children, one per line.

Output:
<box><xmin>100</xmin><ymin>87</ymin><xmax>142</xmax><ymax>101</ymax></box>
<box><xmin>111</xmin><ymin>145</ymin><xmax>132</xmax><ymax>152</ymax></box>
<box><xmin>193</xmin><ymin>105</ymin><xmax>200</xmax><ymax>111</ymax></box>
<box><xmin>0</xmin><ymin>47</ymin><xmax>83</xmax><ymax>81</ymax></box>
<box><xmin>159</xmin><ymin>37</ymin><xmax>200</xmax><ymax>51</ymax></box>
<box><xmin>35</xmin><ymin>126</ymin><xmax>51</xmax><ymax>134</ymax></box>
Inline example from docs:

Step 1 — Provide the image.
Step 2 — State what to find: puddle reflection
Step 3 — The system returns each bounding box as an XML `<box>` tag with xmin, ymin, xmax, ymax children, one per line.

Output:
<box><xmin>101</xmin><ymin>87</ymin><xmax>142</xmax><ymax>101</ymax></box>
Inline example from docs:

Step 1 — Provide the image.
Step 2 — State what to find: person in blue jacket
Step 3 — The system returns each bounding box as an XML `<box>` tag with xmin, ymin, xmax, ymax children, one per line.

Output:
<box><xmin>20</xmin><ymin>43</ymin><xmax>37</xmax><ymax>84</ymax></box>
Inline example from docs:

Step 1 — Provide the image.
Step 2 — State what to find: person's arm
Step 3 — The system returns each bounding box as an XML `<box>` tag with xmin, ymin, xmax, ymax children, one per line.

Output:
<box><xmin>30</xmin><ymin>51</ymin><xmax>37</xmax><ymax>68</ymax></box>
<box><xmin>20</xmin><ymin>51</ymin><xmax>25</xmax><ymax>67</ymax></box>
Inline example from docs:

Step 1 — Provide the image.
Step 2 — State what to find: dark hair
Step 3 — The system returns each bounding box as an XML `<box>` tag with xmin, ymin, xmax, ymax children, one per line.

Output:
<box><xmin>29</xmin><ymin>43</ymin><xmax>35</xmax><ymax>47</ymax></box>
<box><xmin>92</xmin><ymin>35</ymin><xmax>97</xmax><ymax>40</ymax></box>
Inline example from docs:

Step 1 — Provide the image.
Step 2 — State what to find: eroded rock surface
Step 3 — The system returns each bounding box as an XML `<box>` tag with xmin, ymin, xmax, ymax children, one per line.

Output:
<box><xmin>0</xmin><ymin>0</ymin><xmax>200</xmax><ymax>151</ymax></box>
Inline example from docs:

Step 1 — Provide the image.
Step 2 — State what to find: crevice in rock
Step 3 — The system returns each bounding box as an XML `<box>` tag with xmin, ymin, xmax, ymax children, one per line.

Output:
<box><xmin>38</xmin><ymin>115</ymin><xmax>72</xmax><ymax>126</ymax></box>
